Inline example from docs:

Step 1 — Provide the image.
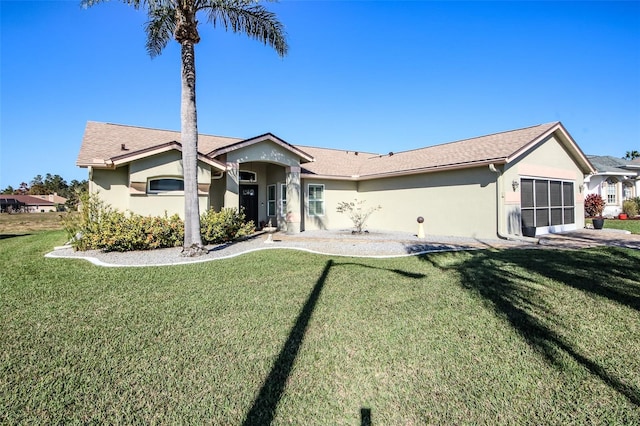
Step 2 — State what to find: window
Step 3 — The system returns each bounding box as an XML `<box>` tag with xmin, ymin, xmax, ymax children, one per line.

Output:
<box><xmin>605</xmin><ymin>178</ymin><xmax>617</xmax><ymax>204</ymax></box>
<box><xmin>280</xmin><ymin>183</ymin><xmax>287</xmax><ymax>216</ymax></box>
<box><xmin>308</xmin><ymin>184</ymin><xmax>324</xmax><ymax>216</ymax></box>
<box><xmin>521</xmin><ymin>179</ymin><xmax>574</xmax><ymax>228</ymax></box>
<box><xmin>148</xmin><ymin>178</ymin><xmax>184</xmax><ymax>193</ymax></box>
<box><xmin>239</xmin><ymin>170</ymin><xmax>257</xmax><ymax>183</ymax></box>
<box><xmin>267</xmin><ymin>185</ymin><xmax>276</xmax><ymax>216</ymax></box>
<box><xmin>623</xmin><ymin>182</ymin><xmax>634</xmax><ymax>201</ymax></box>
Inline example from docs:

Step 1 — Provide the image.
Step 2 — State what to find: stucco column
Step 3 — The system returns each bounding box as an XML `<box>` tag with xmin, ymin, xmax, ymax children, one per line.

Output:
<box><xmin>285</xmin><ymin>166</ymin><xmax>301</xmax><ymax>233</ymax></box>
<box><xmin>224</xmin><ymin>162</ymin><xmax>239</xmax><ymax>210</ymax></box>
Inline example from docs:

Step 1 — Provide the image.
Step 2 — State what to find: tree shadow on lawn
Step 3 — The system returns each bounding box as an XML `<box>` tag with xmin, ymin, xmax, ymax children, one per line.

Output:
<box><xmin>0</xmin><ymin>233</ymin><xmax>31</xmax><ymax>240</ymax></box>
<box><xmin>419</xmin><ymin>247</ymin><xmax>640</xmax><ymax>406</ymax></box>
<box><xmin>243</xmin><ymin>259</ymin><xmax>424</xmax><ymax>425</ymax></box>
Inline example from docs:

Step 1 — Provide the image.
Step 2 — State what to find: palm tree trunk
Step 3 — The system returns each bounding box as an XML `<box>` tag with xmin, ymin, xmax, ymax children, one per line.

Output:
<box><xmin>180</xmin><ymin>40</ymin><xmax>205</xmax><ymax>256</ymax></box>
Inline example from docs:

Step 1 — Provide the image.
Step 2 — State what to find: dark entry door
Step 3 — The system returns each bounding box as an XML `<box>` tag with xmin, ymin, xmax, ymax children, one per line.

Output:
<box><xmin>239</xmin><ymin>185</ymin><xmax>259</xmax><ymax>227</ymax></box>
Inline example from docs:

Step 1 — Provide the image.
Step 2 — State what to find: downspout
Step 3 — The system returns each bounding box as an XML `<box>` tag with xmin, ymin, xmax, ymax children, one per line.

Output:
<box><xmin>489</xmin><ymin>164</ymin><xmax>538</xmax><ymax>243</ymax></box>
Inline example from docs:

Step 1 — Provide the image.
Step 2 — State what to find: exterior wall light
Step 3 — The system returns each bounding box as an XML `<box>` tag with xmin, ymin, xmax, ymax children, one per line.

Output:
<box><xmin>512</xmin><ymin>180</ymin><xmax>519</xmax><ymax>191</ymax></box>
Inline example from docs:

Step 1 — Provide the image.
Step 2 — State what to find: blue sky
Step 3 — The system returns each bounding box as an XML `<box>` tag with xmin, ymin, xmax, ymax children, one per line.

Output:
<box><xmin>1</xmin><ymin>0</ymin><xmax>639</xmax><ymax>188</ymax></box>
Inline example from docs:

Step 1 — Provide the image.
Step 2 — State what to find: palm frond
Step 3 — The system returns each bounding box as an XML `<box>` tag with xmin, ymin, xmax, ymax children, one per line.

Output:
<box><xmin>145</xmin><ymin>5</ymin><xmax>176</xmax><ymax>57</ymax></box>
<box><xmin>201</xmin><ymin>1</ymin><xmax>288</xmax><ymax>57</ymax></box>
<box><xmin>81</xmin><ymin>0</ymin><xmax>144</xmax><ymax>10</ymax></box>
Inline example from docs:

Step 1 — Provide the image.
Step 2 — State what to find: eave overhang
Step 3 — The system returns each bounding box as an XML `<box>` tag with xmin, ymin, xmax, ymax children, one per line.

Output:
<box><xmin>301</xmin><ymin>158</ymin><xmax>508</xmax><ymax>181</ymax></box>
<box><xmin>77</xmin><ymin>141</ymin><xmax>227</xmax><ymax>172</ymax></box>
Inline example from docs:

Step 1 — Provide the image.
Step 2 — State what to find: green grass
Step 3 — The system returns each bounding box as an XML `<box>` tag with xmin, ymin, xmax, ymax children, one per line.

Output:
<box><xmin>601</xmin><ymin>218</ymin><xmax>640</xmax><ymax>234</ymax></box>
<box><xmin>2</xmin><ymin>231</ymin><xmax>639</xmax><ymax>424</ymax></box>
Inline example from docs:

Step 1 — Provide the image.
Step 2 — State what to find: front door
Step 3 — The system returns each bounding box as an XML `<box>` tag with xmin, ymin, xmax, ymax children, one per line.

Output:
<box><xmin>240</xmin><ymin>184</ymin><xmax>259</xmax><ymax>227</ymax></box>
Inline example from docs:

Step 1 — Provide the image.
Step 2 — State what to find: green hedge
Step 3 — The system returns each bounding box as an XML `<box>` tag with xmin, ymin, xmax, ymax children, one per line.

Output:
<box><xmin>64</xmin><ymin>194</ymin><xmax>254</xmax><ymax>252</ymax></box>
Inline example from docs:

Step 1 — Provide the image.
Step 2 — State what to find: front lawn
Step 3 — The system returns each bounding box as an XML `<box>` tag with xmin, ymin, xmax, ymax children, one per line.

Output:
<box><xmin>1</xmin><ymin>231</ymin><xmax>639</xmax><ymax>424</ymax></box>
<box><xmin>602</xmin><ymin>217</ymin><xmax>640</xmax><ymax>234</ymax></box>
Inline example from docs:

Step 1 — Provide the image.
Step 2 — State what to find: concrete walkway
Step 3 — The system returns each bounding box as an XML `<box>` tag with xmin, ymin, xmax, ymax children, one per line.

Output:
<box><xmin>536</xmin><ymin>229</ymin><xmax>640</xmax><ymax>250</ymax></box>
<box><xmin>46</xmin><ymin>228</ymin><xmax>639</xmax><ymax>267</ymax></box>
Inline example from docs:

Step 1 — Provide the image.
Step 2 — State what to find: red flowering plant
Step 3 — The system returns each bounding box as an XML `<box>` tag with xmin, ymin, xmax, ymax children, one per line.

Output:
<box><xmin>584</xmin><ymin>194</ymin><xmax>605</xmax><ymax>218</ymax></box>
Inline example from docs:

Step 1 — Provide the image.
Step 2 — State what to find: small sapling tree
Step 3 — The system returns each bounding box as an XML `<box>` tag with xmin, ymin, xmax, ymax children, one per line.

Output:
<box><xmin>336</xmin><ymin>199</ymin><xmax>382</xmax><ymax>234</ymax></box>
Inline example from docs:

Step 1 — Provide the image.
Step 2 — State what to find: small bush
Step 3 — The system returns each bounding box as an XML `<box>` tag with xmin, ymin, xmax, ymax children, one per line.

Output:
<box><xmin>200</xmin><ymin>207</ymin><xmax>255</xmax><ymax>244</ymax></box>
<box><xmin>584</xmin><ymin>194</ymin><xmax>605</xmax><ymax>217</ymax></box>
<box><xmin>336</xmin><ymin>199</ymin><xmax>381</xmax><ymax>234</ymax></box>
<box><xmin>623</xmin><ymin>199</ymin><xmax>638</xmax><ymax>217</ymax></box>
<box><xmin>631</xmin><ymin>197</ymin><xmax>640</xmax><ymax>215</ymax></box>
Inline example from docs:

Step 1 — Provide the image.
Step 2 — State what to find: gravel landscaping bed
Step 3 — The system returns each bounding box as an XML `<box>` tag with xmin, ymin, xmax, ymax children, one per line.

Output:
<box><xmin>45</xmin><ymin>228</ymin><xmax>639</xmax><ymax>267</ymax></box>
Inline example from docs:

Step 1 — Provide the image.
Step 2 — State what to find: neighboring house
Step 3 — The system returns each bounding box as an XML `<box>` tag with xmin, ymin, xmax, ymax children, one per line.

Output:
<box><xmin>31</xmin><ymin>193</ymin><xmax>68</xmax><ymax>206</ymax></box>
<box><xmin>0</xmin><ymin>195</ymin><xmax>56</xmax><ymax>213</ymax></box>
<box><xmin>584</xmin><ymin>155</ymin><xmax>640</xmax><ymax>216</ymax></box>
<box><xmin>77</xmin><ymin>121</ymin><xmax>594</xmax><ymax>239</ymax></box>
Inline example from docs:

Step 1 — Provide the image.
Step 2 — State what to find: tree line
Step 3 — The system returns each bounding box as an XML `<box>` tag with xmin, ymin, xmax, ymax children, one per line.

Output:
<box><xmin>1</xmin><ymin>174</ymin><xmax>88</xmax><ymax>210</ymax></box>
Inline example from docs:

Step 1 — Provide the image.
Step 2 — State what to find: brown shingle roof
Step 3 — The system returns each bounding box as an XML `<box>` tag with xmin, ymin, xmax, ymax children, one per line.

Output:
<box><xmin>0</xmin><ymin>195</ymin><xmax>55</xmax><ymax>206</ymax></box>
<box><xmin>301</xmin><ymin>122</ymin><xmax>593</xmax><ymax>178</ymax></box>
<box><xmin>78</xmin><ymin>121</ymin><xmax>594</xmax><ymax>178</ymax></box>
<box><xmin>77</xmin><ymin>121</ymin><xmax>241</xmax><ymax>167</ymax></box>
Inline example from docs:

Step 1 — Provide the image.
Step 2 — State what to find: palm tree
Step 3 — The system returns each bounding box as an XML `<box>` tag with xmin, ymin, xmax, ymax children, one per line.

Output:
<box><xmin>624</xmin><ymin>150</ymin><xmax>640</xmax><ymax>160</ymax></box>
<box><xmin>82</xmin><ymin>0</ymin><xmax>288</xmax><ymax>256</ymax></box>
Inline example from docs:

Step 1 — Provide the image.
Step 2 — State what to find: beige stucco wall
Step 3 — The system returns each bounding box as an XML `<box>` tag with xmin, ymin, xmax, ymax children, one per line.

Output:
<box><xmin>300</xmin><ymin>179</ymin><xmax>367</xmax><ymax>231</ymax></box>
<box><xmin>91</xmin><ymin>167</ymin><xmax>130</xmax><ymax>212</ymax></box>
<box><xmin>502</xmin><ymin>135</ymin><xmax>586</xmax><ymax>234</ymax></box>
<box><xmin>92</xmin><ymin>151</ymin><xmax>213</xmax><ymax>218</ymax></box>
<box><xmin>357</xmin><ymin>167</ymin><xmax>498</xmax><ymax>238</ymax></box>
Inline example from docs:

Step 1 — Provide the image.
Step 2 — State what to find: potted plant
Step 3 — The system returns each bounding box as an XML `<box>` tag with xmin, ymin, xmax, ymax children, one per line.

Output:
<box><xmin>584</xmin><ymin>193</ymin><xmax>606</xmax><ymax>229</ymax></box>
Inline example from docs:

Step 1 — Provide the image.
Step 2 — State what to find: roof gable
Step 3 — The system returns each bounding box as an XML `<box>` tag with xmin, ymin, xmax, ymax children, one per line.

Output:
<box><xmin>207</xmin><ymin>133</ymin><xmax>314</xmax><ymax>163</ymax></box>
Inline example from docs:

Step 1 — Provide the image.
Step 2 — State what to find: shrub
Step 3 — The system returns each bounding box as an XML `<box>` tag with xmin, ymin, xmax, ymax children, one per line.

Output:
<box><xmin>63</xmin><ymin>194</ymin><xmax>255</xmax><ymax>251</ymax></box>
<box><xmin>631</xmin><ymin>197</ymin><xmax>640</xmax><ymax>215</ymax></box>
<box><xmin>62</xmin><ymin>193</ymin><xmax>183</xmax><ymax>252</ymax></box>
<box><xmin>336</xmin><ymin>199</ymin><xmax>381</xmax><ymax>234</ymax></box>
<box><xmin>623</xmin><ymin>199</ymin><xmax>639</xmax><ymax>217</ymax></box>
<box><xmin>200</xmin><ymin>207</ymin><xmax>255</xmax><ymax>244</ymax></box>
<box><xmin>584</xmin><ymin>194</ymin><xmax>605</xmax><ymax>218</ymax></box>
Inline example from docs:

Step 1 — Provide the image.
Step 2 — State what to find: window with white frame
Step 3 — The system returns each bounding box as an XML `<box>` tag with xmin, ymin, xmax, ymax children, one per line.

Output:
<box><xmin>605</xmin><ymin>178</ymin><xmax>617</xmax><ymax>204</ymax></box>
<box><xmin>267</xmin><ymin>185</ymin><xmax>276</xmax><ymax>216</ymax></box>
<box><xmin>147</xmin><ymin>177</ymin><xmax>184</xmax><ymax>194</ymax></box>
<box><xmin>280</xmin><ymin>183</ymin><xmax>287</xmax><ymax>216</ymax></box>
<box><xmin>239</xmin><ymin>170</ymin><xmax>257</xmax><ymax>183</ymax></box>
<box><xmin>623</xmin><ymin>182</ymin><xmax>634</xmax><ymax>200</ymax></box>
<box><xmin>308</xmin><ymin>184</ymin><xmax>324</xmax><ymax>216</ymax></box>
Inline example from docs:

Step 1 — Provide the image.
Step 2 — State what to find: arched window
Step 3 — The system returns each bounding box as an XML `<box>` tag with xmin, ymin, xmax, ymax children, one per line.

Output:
<box><xmin>148</xmin><ymin>177</ymin><xmax>184</xmax><ymax>194</ymax></box>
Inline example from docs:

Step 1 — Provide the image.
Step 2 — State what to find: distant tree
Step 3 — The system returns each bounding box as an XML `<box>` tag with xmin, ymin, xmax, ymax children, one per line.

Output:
<box><xmin>29</xmin><ymin>175</ymin><xmax>45</xmax><ymax>194</ymax></box>
<box><xmin>16</xmin><ymin>182</ymin><xmax>29</xmax><ymax>195</ymax></box>
<box><xmin>43</xmin><ymin>173</ymin><xmax>69</xmax><ymax>195</ymax></box>
<box><xmin>1</xmin><ymin>186</ymin><xmax>15</xmax><ymax>195</ymax></box>
<box><xmin>65</xmin><ymin>179</ymin><xmax>89</xmax><ymax>210</ymax></box>
<box><xmin>82</xmin><ymin>0</ymin><xmax>288</xmax><ymax>256</ymax></box>
<box><xmin>624</xmin><ymin>150</ymin><xmax>640</xmax><ymax>160</ymax></box>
